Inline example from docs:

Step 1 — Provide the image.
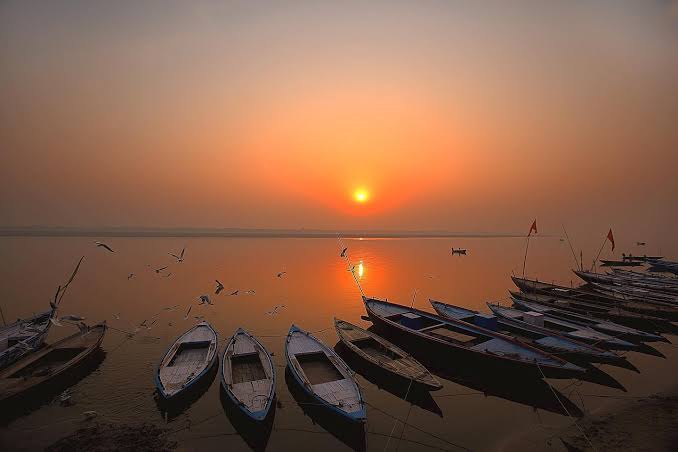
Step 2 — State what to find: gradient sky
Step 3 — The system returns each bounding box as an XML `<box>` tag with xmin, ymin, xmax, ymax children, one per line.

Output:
<box><xmin>1</xmin><ymin>1</ymin><xmax>677</xmax><ymax>246</ymax></box>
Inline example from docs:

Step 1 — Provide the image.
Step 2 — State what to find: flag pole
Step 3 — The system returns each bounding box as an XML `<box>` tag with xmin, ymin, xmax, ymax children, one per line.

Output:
<box><xmin>522</xmin><ymin>235</ymin><xmax>531</xmax><ymax>278</ymax></box>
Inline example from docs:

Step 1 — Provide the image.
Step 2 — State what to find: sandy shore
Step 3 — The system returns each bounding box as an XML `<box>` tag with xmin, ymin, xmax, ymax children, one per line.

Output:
<box><xmin>45</xmin><ymin>423</ymin><xmax>176</xmax><ymax>451</ymax></box>
<box><xmin>497</xmin><ymin>388</ymin><xmax>678</xmax><ymax>451</ymax></box>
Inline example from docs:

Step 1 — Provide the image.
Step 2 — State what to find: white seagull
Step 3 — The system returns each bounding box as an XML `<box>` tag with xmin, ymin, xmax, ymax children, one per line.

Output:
<box><xmin>169</xmin><ymin>248</ymin><xmax>186</xmax><ymax>263</ymax></box>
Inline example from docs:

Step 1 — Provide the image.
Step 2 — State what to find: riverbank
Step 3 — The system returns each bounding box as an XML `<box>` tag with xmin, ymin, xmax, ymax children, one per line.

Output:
<box><xmin>497</xmin><ymin>388</ymin><xmax>678</xmax><ymax>451</ymax></box>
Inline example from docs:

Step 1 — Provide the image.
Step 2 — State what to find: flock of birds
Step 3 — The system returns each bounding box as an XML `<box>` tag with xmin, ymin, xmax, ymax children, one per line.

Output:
<box><xmin>86</xmin><ymin>241</ymin><xmax>295</xmax><ymax>338</ymax></box>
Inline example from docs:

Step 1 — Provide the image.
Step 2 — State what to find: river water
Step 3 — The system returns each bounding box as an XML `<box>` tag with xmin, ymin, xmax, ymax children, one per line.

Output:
<box><xmin>1</xmin><ymin>236</ymin><xmax>676</xmax><ymax>451</ymax></box>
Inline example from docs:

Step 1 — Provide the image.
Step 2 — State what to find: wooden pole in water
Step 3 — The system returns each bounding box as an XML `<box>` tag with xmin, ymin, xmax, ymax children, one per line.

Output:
<box><xmin>592</xmin><ymin>235</ymin><xmax>609</xmax><ymax>271</ymax></box>
<box><xmin>0</xmin><ymin>305</ymin><xmax>5</xmax><ymax>326</ymax></box>
<box><xmin>562</xmin><ymin>225</ymin><xmax>581</xmax><ymax>270</ymax></box>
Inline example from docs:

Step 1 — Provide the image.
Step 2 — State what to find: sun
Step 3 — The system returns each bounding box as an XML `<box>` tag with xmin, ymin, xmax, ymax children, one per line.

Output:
<box><xmin>353</xmin><ymin>189</ymin><xmax>369</xmax><ymax>204</ymax></box>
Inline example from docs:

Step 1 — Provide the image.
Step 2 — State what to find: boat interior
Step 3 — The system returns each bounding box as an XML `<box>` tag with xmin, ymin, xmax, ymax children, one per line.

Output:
<box><xmin>385</xmin><ymin>313</ymin><xmax>491</xmax><ymax>346</ymax></box>
<box><xmin>231</xmin><ymin>352</ymin><xmax>266</xmax><ymax>384</ymax></box>
<box><xmin>168</xmin><ymin>341</ymin><xmax>210</xmax><ymax>367</ymax></box>
<box><xmin>10</xmin><ymin>347</ymin><xmax>86</xmax><ymax>378</ymax></box>
<box><xmin>351</xmin><ymin>337</ymin><xmax>401</xmax><ymax>360</ymax></box>
<box><xmin>296</xmin><ymin>352</ymin><xmax>343</xmax><ymax>385</ymax></box>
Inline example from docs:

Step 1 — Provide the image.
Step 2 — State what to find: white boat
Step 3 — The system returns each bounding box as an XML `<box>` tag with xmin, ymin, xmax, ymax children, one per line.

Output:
<box><xmin>155</xmin><ymin>321</ymin><xmax>218</xmax><ymax>399</ymax></box>
<box><xmin>220</xmin><ymin>328</ymin><xmax>276</xmax><ymax>422</ymax></box>
<box><xmin>285</xmin><ymin>324</ymin><xmax>366</xmax><ymax>422</ymax></box>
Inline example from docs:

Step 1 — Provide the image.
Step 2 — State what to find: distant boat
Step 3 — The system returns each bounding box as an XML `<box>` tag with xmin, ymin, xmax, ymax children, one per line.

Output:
<box><xmin>0</xmin><ymin>323</ymin><xmax>106</xmax><ymax>403</ymax></box>
<box><xmin>363</xmin><ymin>296</ymin><xmax>585</xmax><ymax>379</ymax></box>
<box><xmin>488</xmin><ymin>303</ymin><xmax>637</xmax><ymax>351</ymax></box>
<box><xmin>220</xmin><ymin>328</ymin><xmax>275</xmax><ymax>422</ymax></box>
<box><xmin>451</xmin><ymin>248</ymin><xmax>467</xmax><ymax>255</ymax></box>
<box><xmin>0</xmin><ymin>310</ymin><xmax>53</xmax><ymax>370</ymax></box>
<box><xmin>285</xmin><ymin>324</ymin><xmax>366</xmax><ymax>422</ymax></box>
<box><xmin>156</xmin><ymin>321</ymin><xmax>218</xmax><ymax>400</ymax></box>
<box><xmin>429</xmin><ymin>300</ymin><xmax>627</xmax><ymax>368</ymax></box>
<box><xmin>509</xmin><ymin>294</ymin><xmax>667</xmax><ymax>344</ymax></box>
<box><xmin>334</xmin><ymin>318</ymin><xmax>442</xmax><ymax>390</ymax></box>
<box><xmin>600</xmin><ymin>259</ymin><xmax>642</xmax><ymax>267</ymax></box>
<box><xmin>622</xmin><ymin>254</ymin><xmax>663</xmax><ymax>262</ymax></box>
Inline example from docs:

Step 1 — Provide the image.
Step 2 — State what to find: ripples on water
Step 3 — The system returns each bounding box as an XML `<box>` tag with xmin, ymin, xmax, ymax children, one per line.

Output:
<box><xmin>0</xmin><ymin>237</ymin><xmax>676</xmax><ymax>451</ymax></box>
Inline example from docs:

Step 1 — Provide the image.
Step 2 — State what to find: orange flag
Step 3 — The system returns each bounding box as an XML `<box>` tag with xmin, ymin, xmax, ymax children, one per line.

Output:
<box><xmin>528</xmin><ymin>220</ymin><xmax>538</xmax><ymax>236</ymax></box>
<box><xmin>607</xmin><ymin>228</ymin><xmax>615</xmax><ymax>251</ymax></box>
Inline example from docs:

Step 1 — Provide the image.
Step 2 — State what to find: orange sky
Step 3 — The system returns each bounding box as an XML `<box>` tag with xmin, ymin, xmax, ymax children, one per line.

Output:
<box><xmin>1</xmin><ymin>1</ymin><xmax>677</xmax><ymax>249</ymax></box>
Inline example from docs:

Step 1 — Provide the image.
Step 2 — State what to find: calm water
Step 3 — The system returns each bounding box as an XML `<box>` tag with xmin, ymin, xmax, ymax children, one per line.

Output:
<box><xmin>0</xmin><ymin>237</ymin><xmax>676</xmax><ymax>451</ymax></box>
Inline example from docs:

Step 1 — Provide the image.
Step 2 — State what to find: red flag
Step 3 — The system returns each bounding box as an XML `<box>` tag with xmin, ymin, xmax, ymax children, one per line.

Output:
<box><xmin>528</xmin><ymin>220</ymin><xmax>537</xmax><ymax>236</ymax></box>
<box><xmin>607</xmin><ymin>228</ymin><xmax>615</xmax><ymax>251</ymax></box>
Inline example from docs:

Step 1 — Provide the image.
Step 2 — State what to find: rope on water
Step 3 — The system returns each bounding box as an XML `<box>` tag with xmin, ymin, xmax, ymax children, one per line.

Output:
<box><xmin>535</xmin><ymin>361</ymin><xmax>597</xmax><ymax>452</ymax></box>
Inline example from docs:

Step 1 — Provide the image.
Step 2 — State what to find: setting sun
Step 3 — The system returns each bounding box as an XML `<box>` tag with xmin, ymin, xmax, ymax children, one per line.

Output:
<box><xmin>354</xmin><ymin>189</ymin><xmax>369</xmax><ymax>204</ymax></box>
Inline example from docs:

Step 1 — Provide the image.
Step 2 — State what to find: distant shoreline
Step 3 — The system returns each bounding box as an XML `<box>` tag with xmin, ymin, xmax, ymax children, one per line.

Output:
<box><xmin>0</xmin><ymin>226</ymin><xmax>545</xmax><ymax>239</ymax></box>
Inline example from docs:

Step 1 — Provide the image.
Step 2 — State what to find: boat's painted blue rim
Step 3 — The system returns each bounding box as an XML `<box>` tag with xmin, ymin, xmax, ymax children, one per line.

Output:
<box><xmin>285</xmin><ymin>324</ymin><xmax>366</xmax><ymax>422</ymax></box>
<box><xmin>155</xmin><ymin>321</ymin><xmax>219</xmax><ymax>400</ymax></box>
<box><xmin>364</xmin><ymin>297</ymin><xmax>587</xmax><ymax>373</ymax></box>
<box><xmin>219</xmin><ymin>327</ymin><xmax>276</xmax><ymax>422</ymax></box>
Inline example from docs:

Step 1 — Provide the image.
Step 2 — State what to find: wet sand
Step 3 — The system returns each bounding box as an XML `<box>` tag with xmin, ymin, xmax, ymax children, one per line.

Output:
<box><xmin>498</xmin><ymin>385</ymin><xmax>678</xmax><ymax>451</ymax></box>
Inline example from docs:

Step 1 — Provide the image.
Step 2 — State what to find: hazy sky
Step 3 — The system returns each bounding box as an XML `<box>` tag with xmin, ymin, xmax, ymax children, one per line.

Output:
<box><xmin>2</xmin><ymin>1</ymin><xmax>677</xmax><ymax>244</ymax></box>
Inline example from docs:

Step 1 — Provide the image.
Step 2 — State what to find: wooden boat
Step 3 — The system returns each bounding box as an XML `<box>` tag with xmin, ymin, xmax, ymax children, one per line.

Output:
<box><xmin>600</xmin><ymin>259</ymin><xmax>642</xmax><ymax>267</ymax></box>
<box><xmin>429</xmin><ymin>300</ymin><xmax>626</xmax><ymax>367</ymax></box>
<box><xmin>511</xmin><ymin>289</ymin><xmax>676</xmax><ymax>333</ymax></box>
<box><xmin>510</xmin><ymin>294</ymin><xmax>667</xmax><ymax>344</ymax></box>
<box><xmin>0</xmin><ymin>323</ymin><xmax>106</xmax><ymax>403</ymax></box>
<box><xmin>156</xmin><ymin>321</ymin><xmax>218</xmax><ymax>400</ymax></box>
<box><xmin>574</xmin><ymin>270</ymin><xmax>678</xmax><ymax>296</ymax></box>
<box><xmin>334</xmin><ymin>318</ymin><xmax>441</xmax><ymax>390</ymax></box>
<box><xmin>511</xmin><ymin>275</ymin><xmax>678</xmax><ymax>322</ymax></box>
<box><xmin>0</xmin><ymin>310</ymin><xmax>53</xmax><ymax>370</ymax></box>
<box><xmin>220</xmin><ymin>328</ymin><xmax>275</xmax><ymax>422</ymax></box>
<box><xmin>363</xmin><ymin>296</ymin><xmax>585</xmax><ymax>379</ymax></box>
<box><xmin>623</xmin><ymin>254</ymin><xmax>663</xmax><ymax>262</ymax></box>
<box><xmin>488</xmin><ymin>303</ymin><xmax>637</xmax><ymax>351</ymax></box>
<box><xmin>285</xmin><ymin>324</ymin><xmax>366</xmax><ymax>422</ymax></box>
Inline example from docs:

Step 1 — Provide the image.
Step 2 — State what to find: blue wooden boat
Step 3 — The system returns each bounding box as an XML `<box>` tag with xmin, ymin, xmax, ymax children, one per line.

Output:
<box><xmin>363</xmin><ymin>297</ymin><xmax>585</xmax><ymax>379</ymax></box>
<box><xmin>510</xmin><ymin>293</ymin><xmax>667</xmax><ymax>344</ymax></box>
<box><xmin>429</xmin><ymin>300</ymin><xmax>627</xmax><ymax>368</ymax></box>
<box><xmin>0</xmin><ymin>310</ymin><xmax>53</xmax><ymax>370</ymax></box>
<box><xmin>285</xmin><ymin>325</ymin><xmax>366</xmax><ymax>422</ymax></box>
<box><xmin>156</xmin><ymin>321</ymin><xmax>218</xmax><ymax>400</ymax></box>
<box><xmin>220</xmin><ymin>328</ymin><xmax>276</xmax><ymax>422</ymax></box>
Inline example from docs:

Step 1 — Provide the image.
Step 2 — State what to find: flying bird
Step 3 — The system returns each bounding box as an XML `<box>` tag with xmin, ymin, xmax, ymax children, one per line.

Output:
<box><xmin>161</xmin><ymin>272</ymin><xmax>172</xmax><ymax>278</ymax></box>
<box><xmin>266</xmin><ymin>304</ymin><xmax>286</xmax><ymax>316</ymax></box>
<box><xmin>183</xmin><ymin>306</ymin><xmax>192</xmax><ymax>320</ymax></box>
<box><xmin>340</xmin><ymin>247</ymin><xmax>348</xmax><ymax>258</ymax></box>
<box><xmin>113</xmin><ymin>313</ymin><xmax>121</xmax><ymax>320</ymax></box>
<box><xmin>244</xmin><ymin>289</ymin><xmax>256</xmax><ymax>295</ymax></box>
<box><xmin>169</xmin><ymin>248</ymin><xmax>186</xmax><ymax>263</ymax></box>
<box><xmin>95</xmin><ymin>241</ymin><xmax>114</xmax><ymax>253</ymax></box>
<box><xmin>155</xmin><ymin>266</ymin><xmax>168</xmax><ymax>274</ymax></box>
<box><xmin>215</xmin><ymin>280</ymin><xmax>224</xmax><ymax>295</ymax></box>
<box><xmin>198</xmin><ymin>295</ymin><xmax>212</xmax><ymax>305</ymax></box>
<box><xmin>128</xmin><ymin>273</ymin><xmax>135</xmax><ymax>280</ymax></box>
<box><xmin>276</xmin><ymin>272</ymin><xmax>286</xmax><ymax>278</ymax></box>
<box><xmin>229</xmin><ymin>290</ymin><xmax>239</xmax><ymax>296</ymax></box>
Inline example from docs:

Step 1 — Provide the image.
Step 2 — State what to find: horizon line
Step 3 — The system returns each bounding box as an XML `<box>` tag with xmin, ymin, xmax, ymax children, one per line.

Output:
<box><xmin>0</xmin><ymin>225</ymin><xmax>549</xmax><ymax>239</ymax></box>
